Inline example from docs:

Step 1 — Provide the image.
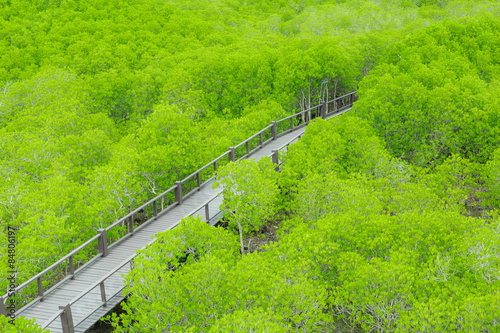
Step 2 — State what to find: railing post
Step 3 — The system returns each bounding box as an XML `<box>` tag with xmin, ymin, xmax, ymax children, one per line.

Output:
<box><xmin>228</xmin><ymin>147</ymin><xmax>235</xmax><ymax>162</ymax></box>
<box><xmin>259</xmin><ymin>133</ymin><xmax>263</xmax><ymax>147</ymax></box>
<box><xmin>100</xmin><ymin>282</ymin><xmax>107</xmax><ymax>307</ymax></box>
<box><xmin>37</xmin><ymin>277</ymin><xmax>44</xmax><ymax>301</ymax></box>
<box><xmin>98</xmin><ymin>229</ymin><xmax>109</xmax><ymax>257</ymax></box>
<box><xmin>59</xmin><ymin>304</ymin><xmax>74</xmax><ymax>333</ymax></box>
<box><xmin>0</xmin><ymin>297</ymin><xmax>7</xmax><ymax>316</ymax></box>
<box><xmin>128</xmin><ymin>214</ymin><xmax>134</xmax><ymax>235</ymax></box>
<box><xmin>271</xmin><ymin>121</ymin><xmax>277</xmax><ymax>140</ymax></box>
<box><xmin>350</xmin><ymin>93</ymin><xmax>354</xmax><ymax>105</ymax></box>
<box><xmin>175</xmin><ymin>181</ymin><xmax>183</xmax><ymax>205</ymax></box>
<box><xmin>127</xmin><ymin>207</ymin><xmax>134</xmax><ymax>236</ymax></box>
<box><xmin>321</xmin><ymin>102</ymin><xmax>327</xmax><ymax>119</ymax></box>
<box><xmin>153</xmin><ymin>200</ymin><xmax>157</xmax><ymax>220</ymax></box>
<box><xmin>196</xmin><ymin>172</ymin><xmax>201</xmax><ymax>190</ymax></box>
<box><xmin>69</xmin><ymin>255</ymin><xmax>74</xmax><ymax>279</ymax></box>
<box><xmin>271</xmin><ymin>150</ymin><xmax>279</xmax><ymax>171</ymax></box>
<box><xmin>205</xmin><ymin>204</ymin><xmax>210</xmax><ymax>223</ymax></box>
<box><xmin>290</xmin><ymin>117</ymin><xmax>293</xmax><ymax>131</ymax></box>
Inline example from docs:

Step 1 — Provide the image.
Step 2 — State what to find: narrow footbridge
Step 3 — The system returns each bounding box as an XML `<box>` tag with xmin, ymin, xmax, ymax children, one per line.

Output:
<box><xmin>1</xmin><ymin>92</ymin><xmax>355</xmax><ymax>333</ymax></box>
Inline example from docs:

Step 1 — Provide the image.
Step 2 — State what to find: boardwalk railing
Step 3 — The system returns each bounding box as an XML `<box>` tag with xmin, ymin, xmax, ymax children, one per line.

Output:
<box><xmin>187</xmin><ymin>193</ymin><xmax>225</xmax><ymax>225</ymax></box>
<box><xmin>1</xmin><ymin>91</ymin><xmax>356</xmax><ymax>322</ymax></box>
<box><xmin>41</xmin><ymin>189</ymin><xmax>229</xmax><ymax>332</ymax></box>
<box><xmin>40</xmin><ymin>252</ymin><xmax>137</xmax><ymax>332</ymax></box>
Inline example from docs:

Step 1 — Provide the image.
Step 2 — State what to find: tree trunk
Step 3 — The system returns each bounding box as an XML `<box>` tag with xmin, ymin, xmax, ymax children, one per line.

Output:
<box><xmin>236</xmin><ymin>220</ymin><xmax>245</xmax><ymax>255</ymax></box>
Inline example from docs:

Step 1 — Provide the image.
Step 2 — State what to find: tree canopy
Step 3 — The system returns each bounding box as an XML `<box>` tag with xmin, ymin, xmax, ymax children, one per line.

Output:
<box><xmin>2</xmin><ymin>0</ymin><xmax>500</xmax><ymax>331</ymax></box>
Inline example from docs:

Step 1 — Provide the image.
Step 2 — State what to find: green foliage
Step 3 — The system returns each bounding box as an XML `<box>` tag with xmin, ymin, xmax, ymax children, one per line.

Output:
<box><xmin>421</xmin><ymin>154</ymin><xmax>482</xmax><ymax>209</ymax></box>
<box><xmin>209</xmin><ymin>308</ymin><xmax>289</xmax><ymax>333</ymax></box>
<box><xmin>3</xmin><ymin>0</ymin><xmax>500</xmax><ymax>328</ymax></box>
<box><xmin>112</xmin><ymin>216</ymin><xmax>333</xmax><ymax>332</ymax></box>
<box><xmin>214</xmin><ymin>158</ymin><xmax>279</xmax><ymax>254</ymax></box>
<box><xmin>278</xmin><ymin>116</ymin><xmax>410</xmax><ymax>211</ymax></box>
<box><xmin>0</xmin><ymin>316</ymin><xmax>47</xmax><ymax>332</ymax></box>
<box><xmin>0</xmin><ymin>69</ymin><xmax>119</xmax><ymax>293</ymax></box>
<box><xmin>108</xmin><ymin>216</ymin><xmax>239</xmax><ymax>332</ymax></box>
<box><xmin>483</xmin><ymin>147</ymin><xmax>500</xmax><ymax>209</ymax></box>
<box><xmin>268</xmin><ymin>107</ymin><xmax>498</xmax><ymax>331</ymax></box>
<box><xmin>273</xmin><ymin>37</ymin><xmax>360</xmax><ymax>110</ymax></box>
<box><xmin>355</xmin><ymin>15</ymin><xmax>500</xmax><ymax>167</ymax></box>
<box><xmin>273</xmin><ymin>181</ymin><xmax>500</xmax><ymax>331</ymax></box>
<box><xmin>292</xmin><ymin>173</ymin><xmax>384</xmax><ymax>225</ymax></box>
<box><xmin>280</xmin><ymin>117</ymin><xmax>391</xmax><ymax>180</ymax></box>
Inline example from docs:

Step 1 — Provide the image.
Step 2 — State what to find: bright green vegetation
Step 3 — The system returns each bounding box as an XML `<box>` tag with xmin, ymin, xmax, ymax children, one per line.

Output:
<box><xmin>355</xmin><ymin>16</ymin><xmax>500</xmax><ymax>167</ymax></box>
<box><xmin>2</xmin><ymin>0</ymin><xmax>500</xmax><ymax>331</ymax></box>
<box><xmin>213</xmin><ymin>158</ymin><xmax>279</xmax><ymax>255</ymax></box>
<box><xmin>112</xmin><ymin>117</ymin><xmax>500</xmax><ymax>332</ymax></box>
<box><xmin>0</xmin><ymin>315</ymin><xmax>47</xmax><ymax>332</ymax></box>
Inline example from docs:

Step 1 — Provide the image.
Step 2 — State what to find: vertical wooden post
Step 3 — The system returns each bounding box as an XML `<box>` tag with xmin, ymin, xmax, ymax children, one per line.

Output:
<box><xmin>127</xmin><ymin>207</ymin><xmax>134</xmax><ymax>235</ymax></box>
<box><xmin>350</xmin><ymin>93</ymin><xmax>354</xmax><ymax>105</ymax></box>
<box><xmin>213</xmin><ymin>161</ymin><xmax>218</xmax><ymax>180</ymax></box>
<box><xmin>128</xmin><ymin>214</ymin><xmax>134</xmax><ymax>235</ymax></box>
<box><xmin>271</xmin><ymin>121</ymin><xmax>277</xmax><ymax>140</ymax></box>
<box><xmin>37</xmin><ymin>277</ymin><xmax>44</xmax><ymax>301</ymax></box>
<box><xmin>196</xmin><ymin>172</ymin><xmax>201</xmax><ymax>190</ymax></box>
<box><xmin>59</xmin><ymin>304</ymin><xmax>74</xmax><ymax>333</ymax></box>
<box><xmin>175</xmin><ymin>181</ymin><xmax>183</xmax><ymax>205</ymax></box>
<box><xmin>259</xmin><ymin>133</ymin><xmax>263</xmax><ymax>147</ymax></box>
<box><xmin>321</xmin><ymin>102</ymin><xmax>327</xmax><ymax>119</ymax></box>
<box><xmin>100</xmin><ymin>282</ymin><xmax>107</xmax><ymax>307</ymax></box>
<box><xmin>69</xmin><ymin>255</ymin><xmax>75</xmax><ymax>279</ymax></box>
<box><xmin>290</xmin><ymin>117</ymin><xmax>293</xmax><ymax>131</ymax></box>
<box><xmin>0</xmin><ymin>297</ymin><xmax>7</xmax><ymax>316</ymax></box>
<box><xmin>205</xmin><ymin>204</ymin><xmax>210</xmax><ymax>223</ymax></box>
<box><xmin>98</xmin><ymin>229</ymin><xmax>109</xmax><ymax>257</ymax></box>
<box><xmin>153</xmin><ymin>200</ymin><xmax>157</xmax><ymax>220</ymax></box>
<box><xmin>228</xmin><ymin>147</ymin><xmax>235</xmax><ymax>162</ymax></box>
<box><xmin>271</xmin><ymin>150</ymin><xmax>279</xmax><ymax>171</ymax></box>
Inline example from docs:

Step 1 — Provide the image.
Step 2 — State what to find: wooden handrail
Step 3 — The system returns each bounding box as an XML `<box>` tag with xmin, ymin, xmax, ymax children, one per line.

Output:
<box><xmin>105</xmin><ymin>185</ymin><xmax>178</xmax><ymax>232</ymax></box>
<box><xmin>188</xmin><ymin>191</ymin><xmax>223</xmax><ymax>222</ymax></box>
<box><xmin>234</xmin><ymin>124</ymin><xmax>273</xmax><ymax>149</ymax></box>
<box><xmin>4</xmin><ymin>90</ymin><xmax>356</xmax><ymax>312</ymax></box>
<box><xmin>1</xmin><ymin>234</ymin><xmax>100</xmax><ymax>301</ymax></box>
<box><xmin>180</xmin><ymin>151</ymin><xmax>231</xmax><ymax>184</ymax></box>
<box><xmin>274</xmin><ymin>131</ymin><xmax>306</xmax><ymax>153</ymax></box>
<box><xmin>325</xmin><ymin>91</ymin><xmax>355</xmax><ymax>104</ymax></box>
<box><xmin>40</xmin><ymin>252</ymin><xmax>139</xmax><ymax>330</ymax></box>
<box><xmin>41</xmin><ymin>308</ymin><xmax>65</xmax><ymax>330</ymax></box>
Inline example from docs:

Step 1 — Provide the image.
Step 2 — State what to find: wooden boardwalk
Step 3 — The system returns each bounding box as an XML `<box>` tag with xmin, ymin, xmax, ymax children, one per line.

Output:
<box><xmin>8</xmin><ymin>96</ymin><xmax>353</xmax><ymax>333</ymax></box>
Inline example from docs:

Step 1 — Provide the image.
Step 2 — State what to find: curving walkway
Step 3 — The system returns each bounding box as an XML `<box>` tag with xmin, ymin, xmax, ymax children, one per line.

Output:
<box><xmin>10</xmin><ymin>98</ymin><xmax>353</xmax><ymax>333</ymax></box>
